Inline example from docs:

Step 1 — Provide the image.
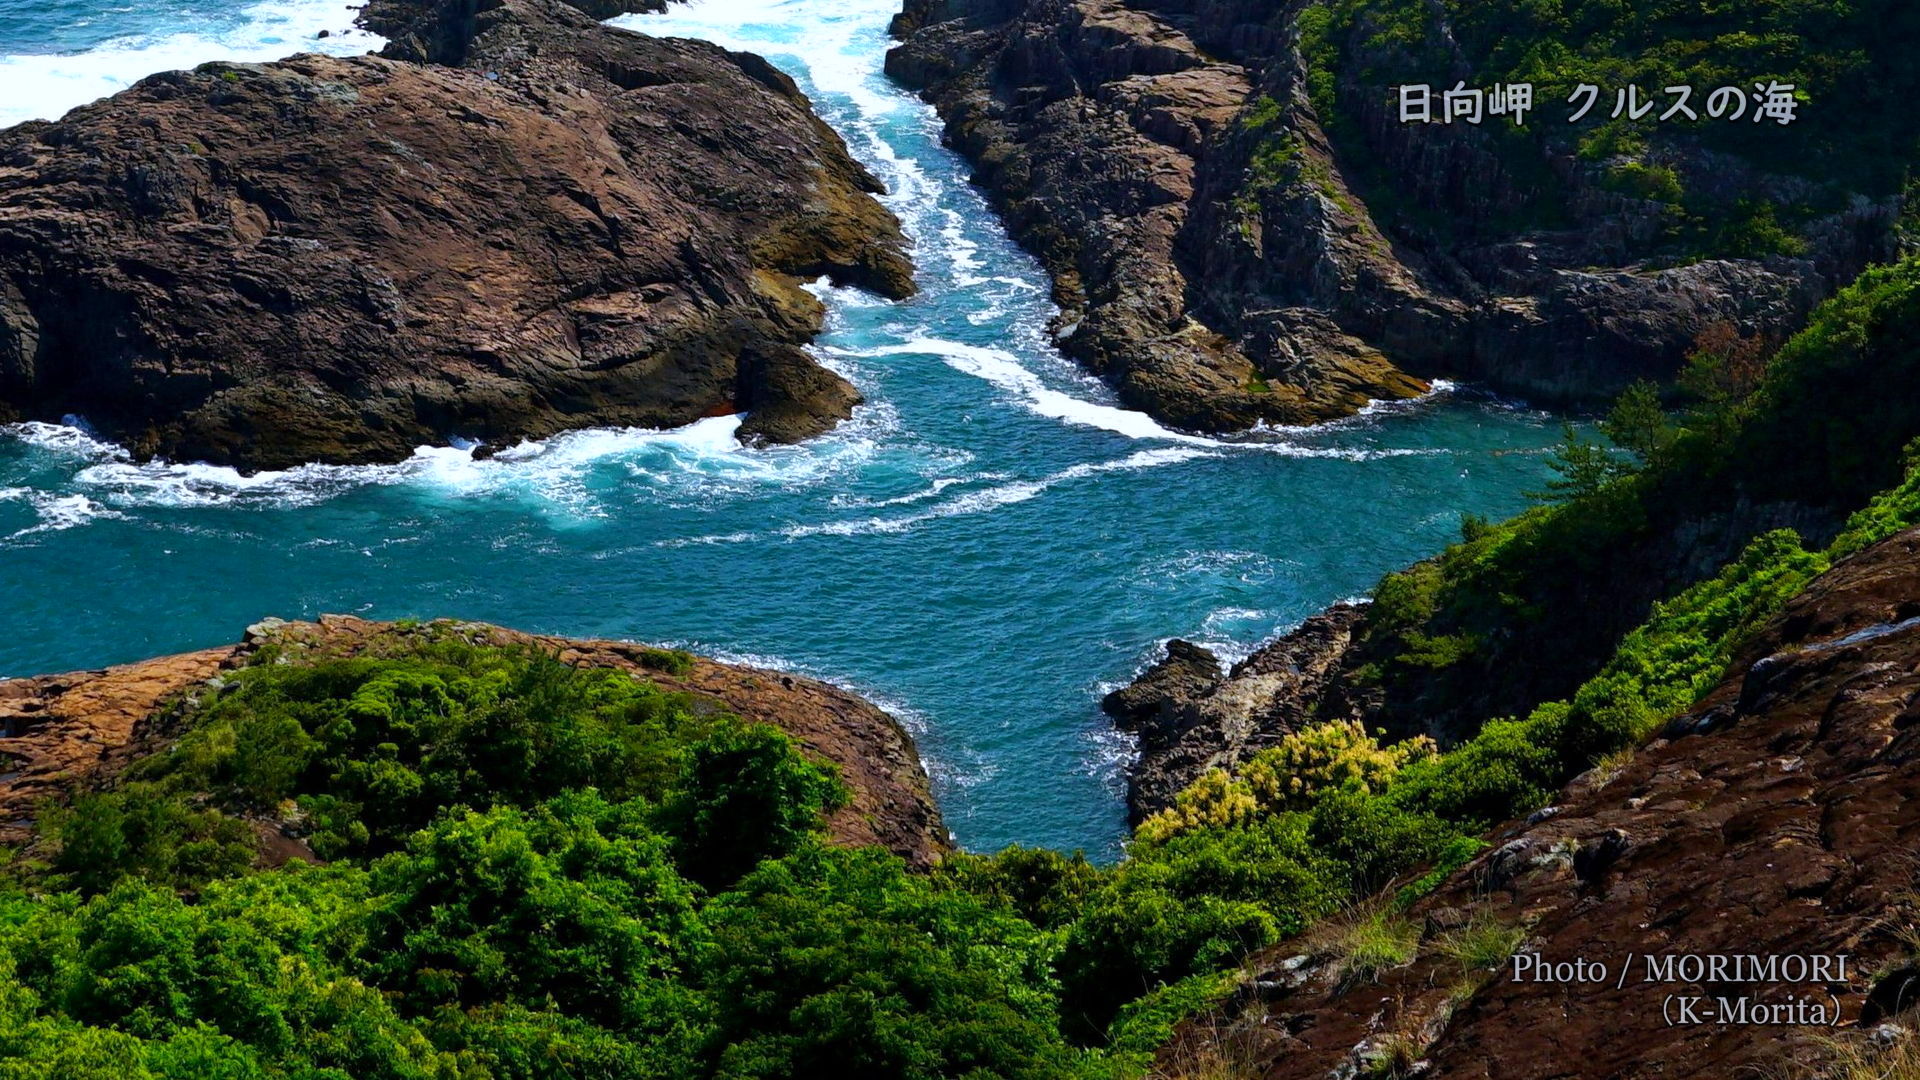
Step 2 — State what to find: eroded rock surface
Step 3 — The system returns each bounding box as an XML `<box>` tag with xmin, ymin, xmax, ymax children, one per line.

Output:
<box><xmin>0</xmin><ymin>0</ymin><xmax>913</xmax><ymax>470</ymax></box>
<box><xmin>888</xmin><ymin>0</ymin><xmax>1429</xmax><ymax>431</ymax></box>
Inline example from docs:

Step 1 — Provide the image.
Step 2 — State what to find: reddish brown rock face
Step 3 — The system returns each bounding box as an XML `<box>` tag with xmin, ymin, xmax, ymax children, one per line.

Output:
<box><xmin>0</xmin><ymin>0</ymin><xmax>914</xmax><ymax>471</ymax></box>
<box><xmin>0</xmin><ymin>616</ymin><xmax>949</xmax><ymax>869</ymax></box>
<box><xmin>1160</xmin><ymin>526</ymin><xmax>1920</xmax><ymax>1079</ymax></box>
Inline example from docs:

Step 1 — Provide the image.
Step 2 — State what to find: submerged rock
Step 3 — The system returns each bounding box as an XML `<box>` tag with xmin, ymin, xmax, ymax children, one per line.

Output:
<box><xmin>0</xmin><ymin>0</ymin><xmax>914</xmax><ymax>470</ymax></box>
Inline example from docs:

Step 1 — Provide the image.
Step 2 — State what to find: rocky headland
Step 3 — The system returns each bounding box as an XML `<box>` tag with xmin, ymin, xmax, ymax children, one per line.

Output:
<box><xmin>0</xmin><ymin>615</ymin><xmax>950</xmax><ymax>868</ymax></box>
<box><xmin>886</xmin><ymin>0</ymin><xmax>1900</xmax><ymax>432</ymax></box>
<box><xmin>0</xmin><ymin>0</ymin><xmax>914</xmax><ymax>471</ymax></box>
<box><xmin>1102</xmin><ymin>605</ymin><xmax>1368</xmax><ymax>823</ymax></box>
<box><xmin>1159</xmin><ymin>523</ymin><xmax>1920</xmax><ymax>1078</ymax></box>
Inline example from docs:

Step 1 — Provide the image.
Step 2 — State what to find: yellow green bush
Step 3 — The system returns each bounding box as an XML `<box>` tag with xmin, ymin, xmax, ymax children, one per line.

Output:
<box><xmin>1242</xmin><ymin>721</ymin><xmax>1435</xmax><ymax>813</ymax></box>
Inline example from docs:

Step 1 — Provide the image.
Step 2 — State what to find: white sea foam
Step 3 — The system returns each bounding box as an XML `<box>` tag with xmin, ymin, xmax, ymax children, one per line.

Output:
<box><xmin>827</xmin><ymin>474</ymin><xmax>977</xmax><ymax>509</ymax></box>
<box><xmin>3</xmin><ymin>412</ymin><xmax>892</xmax><ymax>516</ymax></box>
<box><xmin>0</xmin><ymin>0</ymin><xmax>384</xmax><ymax>127</ymax></box>
<box><xmin>1133</xmin><ymin>549</ymin><xmax>1282</xmax><ymax>590</ymax></box>
<box><xmin>860</xmin><ymin>337</ymin><xmax>1448</xmax><ymax>458</ymax></box>
<box><xmin>1</xmin><ymin>420</ymin><xmax>124</xmax><ymax>459</ymax></box>
<box><xmin>614</xmin><ymin>0</ymin><xmax>905</xmax><ymax>117</ymax></box>
<box><xmin>0</xmin><ymin>487</ymin><xmax>122</xmax><ymax>540</ymax></box>
<box><xmin>661</xmin><ymin>446</ymin><xmax>1214</xmax><ymax>546</ymax></box>
<box><xmin>778</xmin><ymin>447</ymin><xmax>1214</xmax><ymax>539</ymax></box>
<box><xmin>865</xmin><ymin>337</ymin><xmax>1213</xmax><ymax>443</ymax></box>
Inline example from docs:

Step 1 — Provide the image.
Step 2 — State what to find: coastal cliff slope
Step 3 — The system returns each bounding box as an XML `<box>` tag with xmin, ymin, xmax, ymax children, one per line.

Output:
<box><xmin>1110</xmin><ymin>253</ymin><xmax>1920</xmax><ymax>821</ymax></box>
<box><xmin>887</xmin><ymin>0</ymin><xmax>1911</xmax><ymax>431</ymax></box>
<box><xmin>1158</xmin><ymin>523</ymin><xmax>1920</xmax><ymax>1078</ymax></box>
<box><xmin>0</xmin><ymin>0</ymin><xmax>914</xmax><ymax>470</ymax></box>
<box><xmin>0</xmin><ymin>615</ymin><xmax>949</xmax><ymax>868</ymax></box>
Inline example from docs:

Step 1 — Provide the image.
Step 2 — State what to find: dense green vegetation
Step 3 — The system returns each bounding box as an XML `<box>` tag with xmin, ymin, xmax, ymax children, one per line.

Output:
<box><xmin>0</xmin><ymin>643</ymin><xmax>1108</xmax><ymax>1078</ymax></box>
<box><xmin>1292</xmin><ymin>0</ymin><xmax>1920</xmax><ymax>252</ymax></box>
<box><xmin>7</xmin><ymin>258</ymin><xmax>1920</xmax><ymax>1076</ymax></box>
<box><xmin>1357</xmin><ymin>257</ymin><xmax>1920</xmax><ymax>717</ymax></box>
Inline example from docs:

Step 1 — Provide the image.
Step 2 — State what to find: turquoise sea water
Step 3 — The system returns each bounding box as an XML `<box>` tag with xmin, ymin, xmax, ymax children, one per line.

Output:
<box><xmin>0</xmin><ymin>0</ymin><xmax>376</xmax><ymax>126</ymax></box>
<box><xmin>0</xmin><ymin>0</ymin><xmax>1571</xmax><ymax>856</ymax></box>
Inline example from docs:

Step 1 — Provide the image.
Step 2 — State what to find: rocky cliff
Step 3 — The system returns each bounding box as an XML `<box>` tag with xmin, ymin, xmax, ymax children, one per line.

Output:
<box><xmin>0</xmin><ymin>615</ymin><xmax>950</xmax><ymax>868</ymax></box>
<box><xmin>0</xmin><ymin>0</ymin><xmax>914</xmax><ymax>471</ymax></box>
<box><xmin>1103</xmin><ymin>605</ymin><xmax>1367</xmax><ymax>823</ymax></box>
<box><xmin>887</xmin><ymin>0</ymin><xmax>1903</xmax><ymax>431</ymax></box>
<box><xmin>1157</xmin><ymin>524</ymin><xmax>1920</xmax><ymax>1079</ymax></box>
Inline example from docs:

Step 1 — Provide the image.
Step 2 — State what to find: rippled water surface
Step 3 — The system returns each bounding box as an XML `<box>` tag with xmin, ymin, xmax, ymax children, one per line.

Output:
<box><xmin>0</xmin><ymin>0</ymin><xmax>1570</xmax><ymax>854</ymax></box>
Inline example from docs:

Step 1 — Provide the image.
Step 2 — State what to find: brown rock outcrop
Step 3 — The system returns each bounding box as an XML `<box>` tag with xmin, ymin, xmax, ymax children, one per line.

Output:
<box><xmin>0</xmin><ymin>0</ymin><xmax>914</xmax><ymax>471</ymax></box>
<box><xmin>887</xmin><ymin>0</ymin><xmax>1428</xmax><ymax>432</ymax></box>
<box><xmin>1160</xmin><ymin>525</ymin><xmax>1920</xmax><ymax>1079</ymax></box>
<box><xmin>1102</xmin><ymin>604</ymin><xmax>1367</xmax><ymax>821</ymax></box>
<box><xmin>0</xmin><ymin>615</ymin><xmax>949</xmax><ymax>868</ymax></box>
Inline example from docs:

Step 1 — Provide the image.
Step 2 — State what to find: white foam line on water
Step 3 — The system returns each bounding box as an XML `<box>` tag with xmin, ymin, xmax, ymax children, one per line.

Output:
<box><xmin>858</xmin><ymin>337</ymin><xmax>1446</xmax><ymax>458</ymax></box>
<box><xmin>0</xmin><ymin>0</ymin><xmax>384</xmax><ymax>127</ymax></box>
<box><xmin>659</xmin><ymin>445</ymin><xmax>1216</xmax><ymax>546</ymax></box>
<box><xmin>867</xmin><ymin>337</ymin><xmax>1215</xmax><ymax>443</ymax></box>
<box><xmin>0</xmin><ymin>487</ymin><xmax>123</xmax><ymax>540</ymax></box>
<box><xmin>783</xmin><ymin>446</ymin><xmax>1214</xmax><ymax>537</ymax></box>
<box><xmin>3</xmin><ymin>413</ymin><xmax>876</xmax><ymax>513</ymax></box>
<box><xmin>828</xmin><ymin>474</ymin><xmax>978</xmax><ymax>509</ymax></box>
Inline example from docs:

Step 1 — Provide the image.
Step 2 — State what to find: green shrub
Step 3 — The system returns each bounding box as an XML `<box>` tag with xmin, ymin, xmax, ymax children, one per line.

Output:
<box><xmin>44</xmin><ymin>787</ymin><xmax>255</xmax><ymax>895</ymax></box>
<box><xmin>130</xmin><ymin>644</ymin><xmax>724</xmax><ymax>859</ymax></box>
<box><xmin>1391</xmin><ymin>836</ymin><xmax>1486</xmax><ymax>910</ymax></box>
<box><xmin>1307</xmin><ymin>791</ymin><xmax>1457</xmax><ymax>895</ymax></box>
<box><xmin>637</xmin><ymin>648</ymin><xmax>696</xmax><ymax>676</ymax></box>
<box><xmin>1101</xmin><ymin>969</ymin><xmax>1240</xmax><ymax>1062</ymax></box>
<box><xmin>1137</xmin><ymin>722</ymin><xmax>1437</xmax><ymax>846</ymax></box>
<box><xmin>1060</xmin><ymin>814</ymin><xmax>1344</xmax><ymax>1035</ymax></box>
<box><xmin>1604</xmin><ymin>162</ymin><xmax>1684</xmax><ymax>204</ymax></box>
<box><xmin>697</xmin><ymin>843</ymin><xmax>1087</xmax><ymax>1078</ymax></box>
<box><xmin>363</xmin><ymin>793</ymin><xmax>706</xmax><ymax>1029</ymax></box>
<box><xmin>656</xmin><ymin>724</ymin><xmax>847</xmax><ymax>890</ymax></box>
<box><xmin>932</xmin><ymin>846</ymin><xmax>1104</xmax><ymax>931</ymax></box>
